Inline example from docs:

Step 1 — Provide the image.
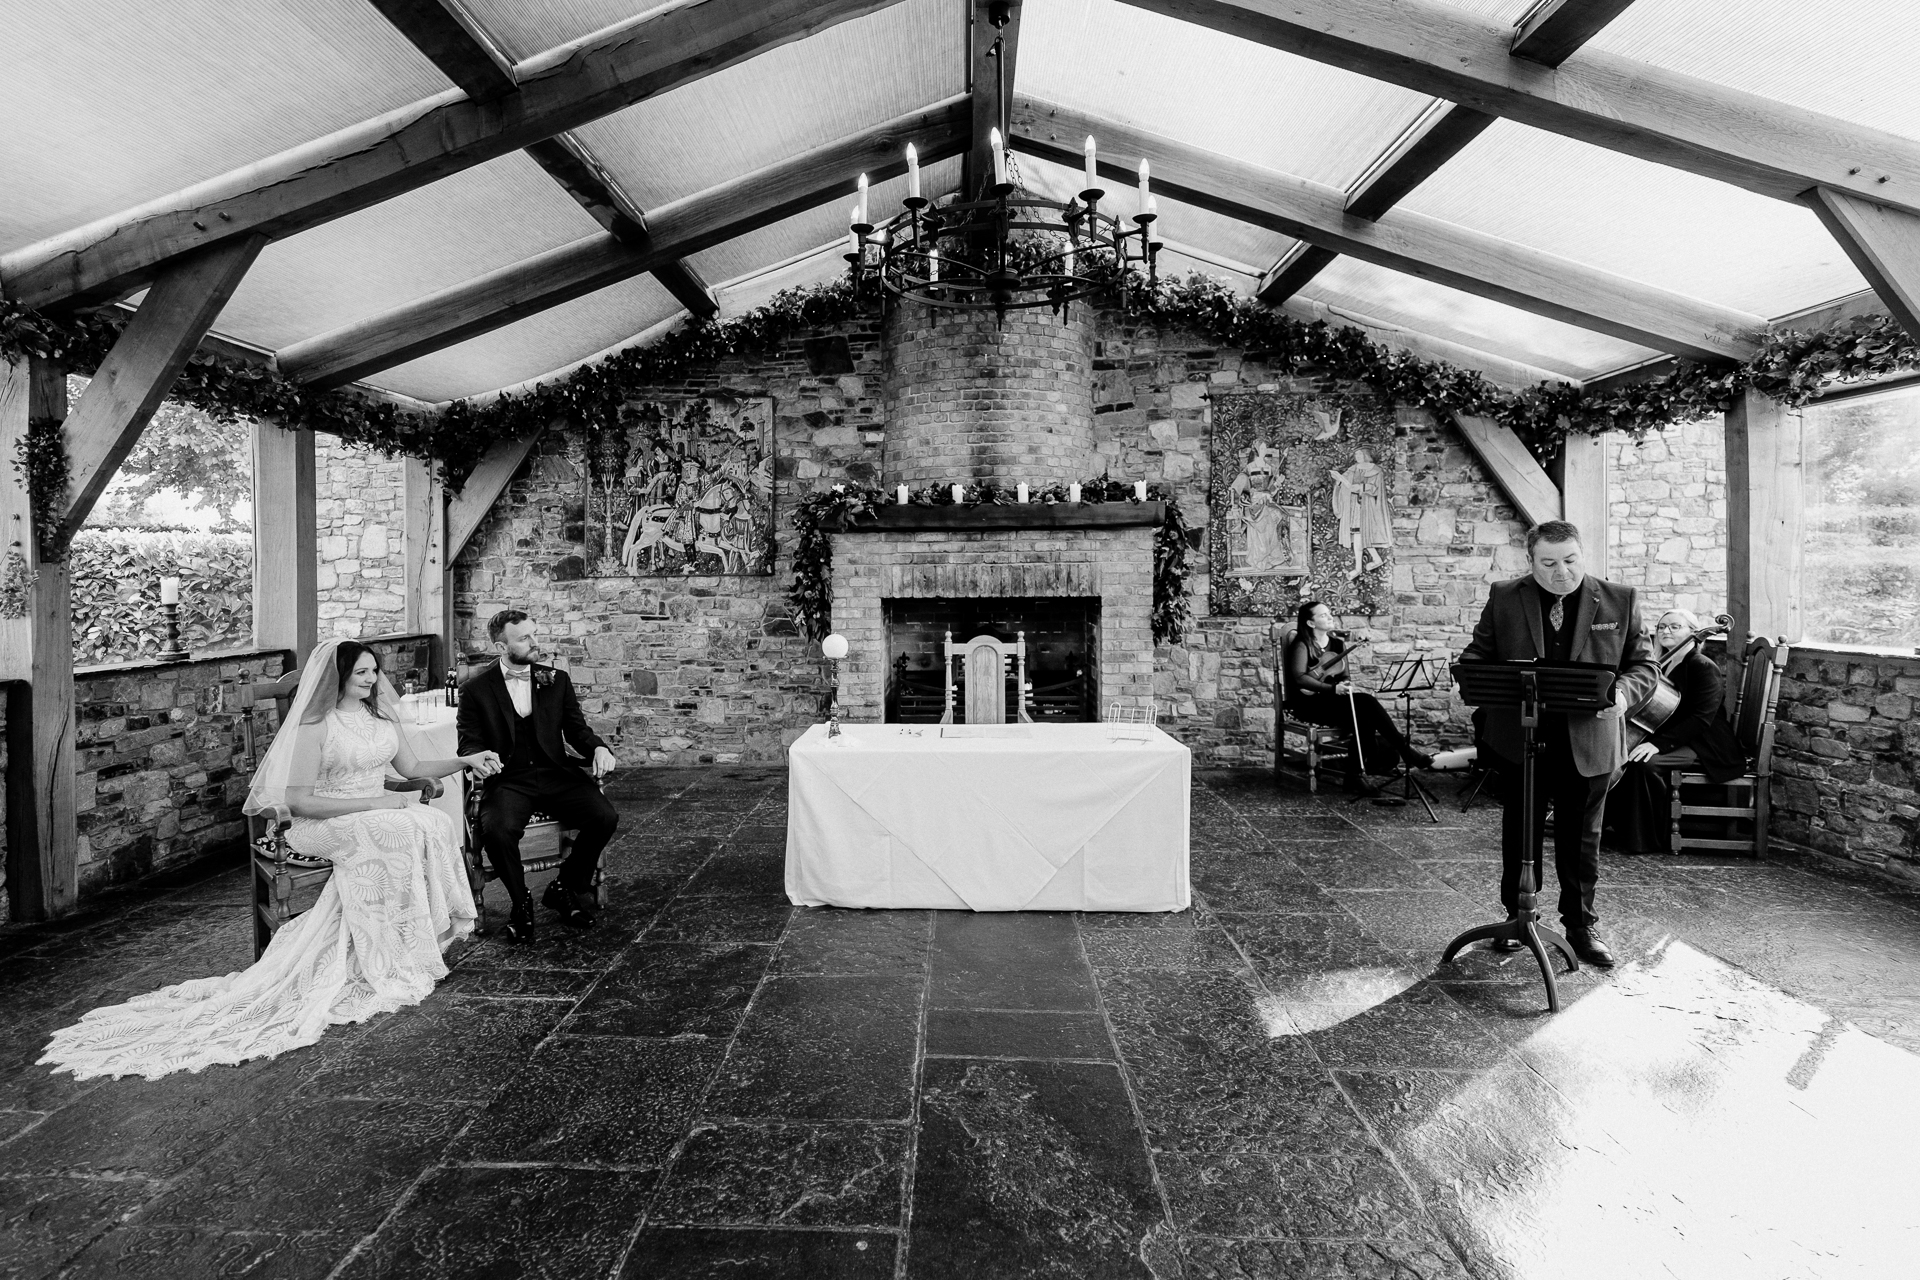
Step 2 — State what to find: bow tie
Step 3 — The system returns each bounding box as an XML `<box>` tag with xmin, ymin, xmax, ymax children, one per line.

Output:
<box><xmin>502</xmin><ymin>665</ymin><xmax>533</xmax><ymax>682</ymax></box>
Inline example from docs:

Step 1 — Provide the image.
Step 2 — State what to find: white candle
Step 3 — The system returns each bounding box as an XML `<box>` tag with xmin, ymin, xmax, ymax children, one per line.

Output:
<box><xmin>159</xmin><ymin>576</ymin><xmax>180</xmax><ymax>605</ymax></box>
<box><xmin>1135</xmin><ymin>481</ymin><xmax>1148</xmax><ymax>501</ymax></box>
<box><xmin>1084</xmin><ymin>135</ymin><xmax>1097</xmax><ymax>191</ymax></box>
<box><xmin>1069</xmin><ymin>482</ymin><xmax>1082</xmax><ymax>504</ymax></box>
<box><xmin>1146</xmin><ymin>195</ymin><xmax>1158</xmax><ymax>219</ymax></box>
<box><xmin>990</xmin><ymin>128</ymin><xmax>1009</xmax><ymax>186</ymax></box>
<box><xmin>1137</xmin><ymin>158</ymin><xmax>1150</xmax><ymax>208</ymax></box>
<box><xmin>1063</xmin><ymin>243</ymin><xmax>1075</xmax><ymax>275</ymax></box>
<box><xmin>906</xmin><ymin>143</ymin><xmax>921</xmax><ymax>199</ymax></box>
<box><xmin>897</xmin><ymin>484</ymin><xmax>910</xmax><ymax>505</ymax></box>
<box><xmin>951</xmin><ymin>483</ymin><xmax>966</xmax><ymax>504</ymax></box>
<box><xmin>928</xmin><ymin>248</ymin><xmax>939</xmax><ymax>282</ymax></box>
<box><xmin>847</xmin><ymin>226</ymin><xmax>860</xmax><ymax>257</ymax></box>
<box><xmin>1017</xmin><ymin>482</ymin><xmax>1029</xmax><ymax>504</ymax></box>
<box><xmin>856</xmin><ymin>173</ymin><xmax>869</xmax><ymax>225</ymax></box>
<box><xmin>833</xmin><ymin>483</ymin><xmax>844</xmax><ymax>492</ymax></box>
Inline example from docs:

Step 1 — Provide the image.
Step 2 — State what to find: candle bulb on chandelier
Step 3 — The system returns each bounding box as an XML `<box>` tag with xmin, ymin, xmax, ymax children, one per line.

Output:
<box><xmin>1084</xmin><ymin>134</ymin><xmax>1097</xmax><ymax>192</ymax></box>
<box><xmin>989</xmin><ymin>128</ymin><xmax>1008</xmax><ymax>186</ymax></box>
<box><xmin>856</xmin><ymin>173</ymin><xmax>869</xmax><ymax>226</ymax></box>
<box><xmin>905</xmin><ymin>143</ymin><xmax>920</xmax><ymax>199</ymax></box>
<box><xmin>927</xmin><ymin>248</ymin><xmax>939</xmax><ymax>282</ymax></box>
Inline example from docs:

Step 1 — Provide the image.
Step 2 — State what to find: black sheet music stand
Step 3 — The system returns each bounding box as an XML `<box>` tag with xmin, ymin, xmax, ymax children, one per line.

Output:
<box><xmin>1441</xmin><ymin>660</ymin><xmax>1616</xmax><ymax>1013</ymax></box>
<box><xmin>1373</xmin><ymin>655</ymin><xmax>1439</xmax><ymax>822</ymax></box>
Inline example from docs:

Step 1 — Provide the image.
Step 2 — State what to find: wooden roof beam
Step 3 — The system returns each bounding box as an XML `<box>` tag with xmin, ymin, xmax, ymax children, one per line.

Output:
<box><xmin>1</xmin><ymin>0</ymin><xmax>907</xmax><ymax>311</ymax></box>
<box><xmin>365</xmin><ymin>0</ymin><xmax>517</xmax><ymax>100</ymax></box>
<box><xmin>966</xmin><ymin>0</ymin><xmax>1023</xmax><ymax>200</ymax></box>
<box><xmin>275</xmin><ymin>97</ymin><xmax>970</xmax><ymax>389</ymax></box>
<box><xmin>1115</xmin><ymin>0</ymin><xmax>1920</xmax><ymax>216</ymax></box>
<box><xmin>1014</xmin><ymin>97</ymin><xmax>1763</xmax><ymax>362</ymax></box>
<box><xmin>1259</xmin><ymin>0</ymin><xmax>1635</xmax><ymax>306</ymax></box>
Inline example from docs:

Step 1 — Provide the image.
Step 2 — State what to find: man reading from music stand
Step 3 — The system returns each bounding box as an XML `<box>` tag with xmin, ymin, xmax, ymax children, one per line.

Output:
<box><xmin>458</xmin><ymin>610</ymin><xmax>620</xmax><ymax>944</ymax></box>
<box><xmin>1461</xmin><ymin>521</ymin><xmax>1658</xmax><ymax>968</ymax></box>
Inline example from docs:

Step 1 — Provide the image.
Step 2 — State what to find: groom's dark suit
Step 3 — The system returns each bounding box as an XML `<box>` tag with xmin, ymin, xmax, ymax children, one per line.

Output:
<box><xmin>457</xmin><ymin>661</ymin><xmax>618</xmax><ymax>903</ymax></box>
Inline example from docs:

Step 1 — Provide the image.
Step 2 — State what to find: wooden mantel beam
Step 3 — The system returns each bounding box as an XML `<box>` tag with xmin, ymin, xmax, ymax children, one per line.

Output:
<box><xmin>1</xmin><ymin>0</ymin><xmax>906</xmax><ymax>311</ymax></box>
<box><xmin>276</xmin><ymin>96</ymin><xmax>970</xmax><ymax>389</ymax></box>
<box><xmin>1259</xmin><ymin>0</ymin><xmax>1634</xmax><ymax>307</ymax></box>
<box><xmin>365</xmin><ymin>1</ymin><xmax>720</xmax><ymax>321</ymax></box>
<box><xmin>1115</xmin><ymin>0</ymin><xmax>1920</xmax><ymax>216</ymax></box>
<box><xmin>1014</xmin><ymin>98</ymin><xmax>1764</xmax><ymax>362</ymax></box>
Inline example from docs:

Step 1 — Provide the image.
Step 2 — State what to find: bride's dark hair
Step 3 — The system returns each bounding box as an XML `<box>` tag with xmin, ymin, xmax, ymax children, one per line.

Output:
<box><xmin>302</xmin><ymin>641</ymin><xmax>386</xmax><ymax>723</ymax></box>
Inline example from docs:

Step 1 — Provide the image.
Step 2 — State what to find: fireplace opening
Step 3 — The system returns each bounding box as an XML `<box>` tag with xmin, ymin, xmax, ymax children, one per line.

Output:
<box><xmin>883</xmin><ymin>597</ymin><xmax>1100</xmax><ymax>723</ymax></box>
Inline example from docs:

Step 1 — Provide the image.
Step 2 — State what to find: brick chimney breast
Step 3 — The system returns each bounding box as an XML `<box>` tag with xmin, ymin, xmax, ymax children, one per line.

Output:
<box><xmin>882</xmin><ymin>306</ymin><xmax>1094</xmax><ymax>487</ymax></box>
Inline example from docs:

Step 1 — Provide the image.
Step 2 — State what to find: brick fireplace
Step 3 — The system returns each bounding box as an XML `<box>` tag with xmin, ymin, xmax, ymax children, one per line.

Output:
<box><xmin>829</xmin><ymin>309</ymin><xmax>1158</xmax><ymax>723</ymax></box>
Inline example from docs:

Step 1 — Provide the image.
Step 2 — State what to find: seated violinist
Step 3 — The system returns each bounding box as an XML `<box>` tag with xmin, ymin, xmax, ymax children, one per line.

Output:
<box><xmin>1603</xmin><ymin>608</ymin><xmax>1748</xmax><ymax>853</ymax></box>
<box><xmin>1283</xmin><ymin>600</ymin><xmax>1433</xmax><ymax>793</ymax></box>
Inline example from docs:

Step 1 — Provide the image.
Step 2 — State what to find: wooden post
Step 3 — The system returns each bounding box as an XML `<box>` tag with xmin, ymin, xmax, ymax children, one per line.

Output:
<box><xmin>1724</xmin><ymin>389</ymin><xmax>1805</xmax><ymax>662</ymax></box>
<box><xmin>252</xmin><ymin>422</ymin><xmax>319</xmax><ymax>663</ymax></box>
<box><xmin>1</xmin><ymin>357</ymin><xmax>78</xmax><ymax>920</ymax></box>
<box><xmin>1558</xmin><ymin>429</ymin><xmax>1610</xmax><ymax>577</ymax></box>
<box><xmin>402</xmin><ymin>456</ymin><xmax>445</xmax><ymax>662</ymax></box>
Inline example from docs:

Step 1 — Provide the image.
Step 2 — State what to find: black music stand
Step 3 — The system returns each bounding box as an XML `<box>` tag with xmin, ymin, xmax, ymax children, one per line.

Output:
<box><xmin>1441</xmin><ymin>660</ymin><xmax>1616</xmax><ymax>1013</ymax></box>
<box><xmin>1373</xmin><ymin>655</ymin><xmax>1439</xmax><ymax>822</ymax></box>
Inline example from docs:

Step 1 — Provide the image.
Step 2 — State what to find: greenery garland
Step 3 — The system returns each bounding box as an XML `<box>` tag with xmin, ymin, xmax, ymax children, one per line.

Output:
<box><xmin>788</xmin><ymin>477</ymin><xmax>1192</xmax><ymax>644</ymax></box>
<box><xmin>14</xmin><ymin>416</ymin><xmax>71</xmax><ymax>560</ymax></box>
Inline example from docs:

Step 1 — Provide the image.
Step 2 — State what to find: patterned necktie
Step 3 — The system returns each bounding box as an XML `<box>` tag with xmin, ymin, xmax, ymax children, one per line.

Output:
<box><xmin>1548</xmin><ymin>594</ymin><xmax>1565</xmax><ymax>631</ymax></box>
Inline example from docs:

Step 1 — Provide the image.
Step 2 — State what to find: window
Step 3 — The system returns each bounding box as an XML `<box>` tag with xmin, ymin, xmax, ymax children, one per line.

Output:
<box><xmin>1802</xmin><ymin>384</ymin><xmax>1920</xmax><ymax>648</ymax></box>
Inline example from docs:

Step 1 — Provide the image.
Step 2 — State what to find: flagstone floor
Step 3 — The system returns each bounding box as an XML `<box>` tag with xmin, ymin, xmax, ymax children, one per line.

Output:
<box><xmin>3</xmin><ymin>767</ymin><xmax>1918</xmax><ymax>1279</ymax></box>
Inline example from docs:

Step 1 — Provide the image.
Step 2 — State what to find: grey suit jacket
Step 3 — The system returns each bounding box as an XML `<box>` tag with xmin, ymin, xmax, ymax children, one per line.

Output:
<box><xmin>1460</xmin><ymin>575</ymin><xmax>1660</xmax><ymax>778</ymax></box>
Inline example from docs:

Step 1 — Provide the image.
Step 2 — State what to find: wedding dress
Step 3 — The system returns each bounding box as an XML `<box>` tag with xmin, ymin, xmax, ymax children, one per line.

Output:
<box><xmin>40</xmin><ymin>651</ymin><xmax>476</xmax><ymax>1081</ymax></box>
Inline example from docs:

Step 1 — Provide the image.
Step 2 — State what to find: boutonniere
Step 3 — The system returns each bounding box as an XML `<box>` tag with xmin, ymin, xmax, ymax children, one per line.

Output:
<box><xmin>534</xmin><ymin>668</ymin><xmax>556</xmax><ymax>691</ymax></box>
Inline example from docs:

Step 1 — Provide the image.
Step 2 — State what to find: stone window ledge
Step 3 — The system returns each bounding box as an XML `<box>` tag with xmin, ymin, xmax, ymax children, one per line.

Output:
<box><xmin>1790</xmin><ymin>642</ymin><xmax>1920</xmax><ymax>665</ymax></box>
<box><xmin>840</xmin><ymin>502</ymin><xmax>1165</xmax><ymax>533</ymax></box>
<box><xmin>74</xmin><ymin>647</ymin><xmax>294</xmax><ymax>679</ymax></box>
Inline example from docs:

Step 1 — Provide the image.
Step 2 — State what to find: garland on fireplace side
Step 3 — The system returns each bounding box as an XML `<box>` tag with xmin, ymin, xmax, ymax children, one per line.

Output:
<box><xmin>789</xmin><ymin>478</ymin><xmax>1192</xmax><ymax>646</ymax></box>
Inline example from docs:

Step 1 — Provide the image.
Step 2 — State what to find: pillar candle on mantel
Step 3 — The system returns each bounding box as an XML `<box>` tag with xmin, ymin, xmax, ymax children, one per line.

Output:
<box><xmin>951</xmin><ymin>483</ymin><xmax>965</xmax><ymax>504</ymax></box>
<box><xmin>897</xmin><ymin>484</ymin><xmax>909</xmax><ymax>505</ymax></box>
<box><xmin>1134</xmin><ymin>481</ymin><xmax>1148</xmax><ymax>501</ymax></box>
<box><xmin>1069</xmin><ymin>482</ymin><xmax>1082</xmax><ymax>504</ymax></box>
<box><xmin>1017</xmin><ymin>482</ymin><xmax>1029</xmax><ymax>503</ymax></box>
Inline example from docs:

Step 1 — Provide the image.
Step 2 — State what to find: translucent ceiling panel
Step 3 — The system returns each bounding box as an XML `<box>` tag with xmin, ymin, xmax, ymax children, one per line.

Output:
<box><xmin>369</xmin><ymin>273</ymin><xmax>683</xmax><ymax>403</ymax></box>
<box><xmin>1397</xmin><ymin>120</ymin><xmax>1867</xmax><ymax>322</ymax></box>
<box><xmin>1021</xmin><ymin>0</ymin><xmax>1517</xmax><ymax>190</ymax></box>
<box><xmin>214</xmin><ymin>152</ymin><xmax>601</xmax><ymax>353</ymax></box>
<box><xmin>714</xmin><ymin>245</ymin><xmax>851</xmax><ymax>320</ymax></box>
<box><xmin>456</xmin><ymin>0</ymin><xmax>660</xmax><ymax>61</ymax></box>
<box><xmin>1588</xmin><ymin>0</ymin><xmax>1920</xmax><ymax>141</ymax></box>
<box><xmin>566</xmin><ymin>0</ymin><xmax>960</xmax><ymax>212</ymax></box>
<box><xmin>1</xmin><ymin>0</ymin><xmax>449</xmax><ymax>253</ymax></box>
<box><xmin>1300</xmin><ymin>258</ymin><xmax>1658</xmax><ymax>382</ymax></box>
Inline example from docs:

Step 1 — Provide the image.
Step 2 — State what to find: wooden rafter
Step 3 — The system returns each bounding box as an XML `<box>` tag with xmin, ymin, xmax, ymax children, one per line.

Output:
<box><xmin>1258</xmin><ymin>0</ymin><xmax>1633</xmax><ymax>306</ymax></box>
<box><xmin>368</xmin><ymin>1</ymin><xmax>720</xmax><ymax>321</ymax></box>
<box><xmin>1114</xmin><ymin>0</ymin><xmax>1920</xmax><ymax>216</ymax></box>
<box><xmin>1014</xmin><ymin>97</ymin><xmax>1764</xmax><ymax>361</ymax></box>
<box><xmin>1805</xmin><ymin>188</ymin><xmax>1920</xmax><ymax>346</ymax></box>
<box><xmin>1</xmin><ymin>0</ymin><xmax>906</xmax><ymax>311</ymax></box>
<box><xmin>275</xmin><ymin>97</ymin><xmax>971</xmax><ymax>389</ymax></box>
<box><xmin>448</xmin><ymin>434</ymin><xmax>544</xmax><ymax>563</ymax></box>
<box><xmin>965</xmin><ymin>0</ymin><xmax>1023</xmax><ymax>199</ymax></box>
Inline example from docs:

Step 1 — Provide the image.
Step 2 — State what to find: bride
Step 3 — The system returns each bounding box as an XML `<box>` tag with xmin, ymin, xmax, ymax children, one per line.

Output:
<box><xmin>40</xmin><ymin>639</ymin><xmax>500</xmax><ymax>1081</ymax></box>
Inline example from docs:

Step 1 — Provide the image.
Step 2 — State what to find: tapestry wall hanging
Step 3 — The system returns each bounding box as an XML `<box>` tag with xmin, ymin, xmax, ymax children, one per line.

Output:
<box><xmin>1208</xmin><ymin>391</ymin><xmax>1397</xmax><ymax>617</ymax></box>
<box><xmin>580</xmin><ymin>396</ymin><xmax>776</xmax><ymax>576</ymax></box>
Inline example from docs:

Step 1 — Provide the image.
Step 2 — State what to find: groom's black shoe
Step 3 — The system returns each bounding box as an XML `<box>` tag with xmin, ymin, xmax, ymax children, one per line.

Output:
<box><xmin>542</xmin><ymin>881</ymin><xmax>597</xmax><ymax>930</ymax></box>
<box><xmin>503</xmin><ymin>892</ymin><xmax>537</xmax><ymax>946</ymax></box>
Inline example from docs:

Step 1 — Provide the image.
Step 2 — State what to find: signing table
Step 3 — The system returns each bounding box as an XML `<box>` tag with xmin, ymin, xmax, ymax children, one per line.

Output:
<box><xmin>786</xmin><ymin>722</ymin><xmax>1191</xmax><ymax>912</ymax></box>
<box><xmin>396</xmin><ymin>696</ymin><xmax>465</xmax><ymax>825</ymax></box>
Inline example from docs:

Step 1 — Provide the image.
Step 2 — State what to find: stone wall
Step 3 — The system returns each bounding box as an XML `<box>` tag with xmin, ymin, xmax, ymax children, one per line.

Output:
<box><xmin>71</xmin><ymin>650</ymin><xmax>293</xmax><ymax>895</ymax></box>
<box><xmin>1770</xmin><ymin>646</ymin><xmax>1920</xmax><ymax>883</ymax></box>
<box><xmin>316</xmin><ymin>435</ymin><xmax>409</xmax><ymax>639</ymax></box>
<box><xmin>1606</xmin><ymin>419</ymin><xmax>1729</xmax><ymax>616</ymax></box>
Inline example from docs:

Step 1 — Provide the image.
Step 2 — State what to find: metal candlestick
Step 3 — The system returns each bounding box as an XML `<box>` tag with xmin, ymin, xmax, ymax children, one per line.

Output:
<box><xmin>826</xmin><ymin>658</ymin><xmax>842</xmax><ymax>739</ymax></box>
<box><xmin>157</xmin><ymin>601</ymin><xmax>189</xmax><ymax>662</ymax></box>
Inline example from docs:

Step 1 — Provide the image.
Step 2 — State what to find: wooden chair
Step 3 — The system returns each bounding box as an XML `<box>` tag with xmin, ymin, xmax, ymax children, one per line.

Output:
<box><xmin>1667</xmin><ymin>635</ymin><xmax>1790</xmax><ymax>858</ymax></box>
<box><xmin>1272</xmin><ymin>649</ymin><xmax>1355</xmax><ymax>794</ymax></box>
<box><xmin>461</xmin><ymin>773</ymin><xmax>603</xmax><ymax>934</ymax></box>
<box><xmin>939</xmin><ymin>630</ymin><xmax>1033</xmax><ymax>725</ymax></box>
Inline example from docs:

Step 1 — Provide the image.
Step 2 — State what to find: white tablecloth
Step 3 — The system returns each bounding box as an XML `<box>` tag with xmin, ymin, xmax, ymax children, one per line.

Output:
<box><xmin>786</xmin><ymin>723</ymin><xmax>1191</xmax><ymax>912</ymax></box>
<box><xmin>397</xmin><ymin>700</ymin><xmax>464</xmax><ymax>825</ymax></box>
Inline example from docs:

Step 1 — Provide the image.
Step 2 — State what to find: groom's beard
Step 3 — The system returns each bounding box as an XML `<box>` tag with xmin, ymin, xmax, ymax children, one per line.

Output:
<box><xmin>505</xmin><ymin>649</ymin><xmax>538</xmax><ymax>667</ymax></box>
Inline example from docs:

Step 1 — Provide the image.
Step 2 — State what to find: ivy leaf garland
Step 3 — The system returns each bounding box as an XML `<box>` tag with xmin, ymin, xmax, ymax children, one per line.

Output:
<box><xmin>788</xmin><ymin>478</ymin><xmax>1191</xmax><ymax>645</ymax></box>
<box><xmin>14</xmin><ymin>416</ymin><xmax>71</xmax><ymax>560</ymax></box>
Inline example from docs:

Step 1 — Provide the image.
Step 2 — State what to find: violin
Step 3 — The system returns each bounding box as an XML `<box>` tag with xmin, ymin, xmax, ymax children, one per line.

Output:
<box><xmin>1626</xmin><ymin>612</ymin><xmax>1733</xmax><ymax>750</ymax></box>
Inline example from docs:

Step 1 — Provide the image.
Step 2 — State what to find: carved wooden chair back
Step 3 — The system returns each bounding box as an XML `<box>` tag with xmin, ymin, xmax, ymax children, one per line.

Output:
<box><xmin>939</xmin><ymin>630</ymin><xmax>1033</xmax><ymax>725</ymax></box>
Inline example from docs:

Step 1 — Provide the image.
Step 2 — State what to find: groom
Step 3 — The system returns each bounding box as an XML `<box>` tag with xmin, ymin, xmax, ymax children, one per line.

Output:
<box><xmin>458</xmin><ymin>609</ymin><xmax>620</xmax><ymax>942</ymax></box>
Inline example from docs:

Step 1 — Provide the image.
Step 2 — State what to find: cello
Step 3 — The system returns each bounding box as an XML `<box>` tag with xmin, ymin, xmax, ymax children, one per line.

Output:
<box><xmin>1625</xmin><ymin>612</ymin><xmax>1733</xmax><ymax>751</ymax></box>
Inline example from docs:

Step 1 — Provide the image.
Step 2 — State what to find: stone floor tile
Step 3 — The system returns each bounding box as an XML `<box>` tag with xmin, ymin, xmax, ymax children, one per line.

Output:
<box><xmin>774</xmin><ymin>908</ymin><xmax>931</xmax><ymax>976</ymax></box>
<box><xmin>1176</xmin><ymin>1233</ymin><xmax>1475</xmax><ymax>1279</ymax></box>
<box><xmin>439</xmin><ymin>966</ymin><xmax>601</xmax><ymax>1000</ymax></box>
<box><xmin>0</xmin><ymin>1174</ymin><xmax>159</xmax><ymax>1277</ymax></box>
<box><xmin>449</xmin><ymin>1037</ymin><xmax>720</xmax><ymax>1167</ymax></box>
<box><xmin>1285</xmin><ymin>844</ymin><xmax>1449</xmax><ymax>892</ymax></box>
<box><xmin>909</xmin><ymin>1059</ymin><xmax>1165</xmax><ymax>1279</ymax></box>
<box><xmin>1156</xmin><ymin>1149</ymin><xmax>1428</xmax><ymax>1241</ymax></box>
<box><xmin>681</xmin><ymin>852</ymin><xmax>788</xmax><ymax>898</ymax></box>
<box><xmin>1126</xmin><ymin>1055</ymin><xmax>1375</xmax><ymax>1156</ymax></box>
<box><xmin>1082</xmin><ymin>923</ymin><xmax>1245</xmax><ymax>972</ymax></box>
<box><xmin>562</xmin><ymin>942</ymin><xmax>771</xmax><ymax>1038</ymax></box>
<box><xmin>1329</xmin><ymin>890</ymin><xmax>1498</xmax><ymax>957</ymax></box>
<box><xmin>648</xmin><ymin>895</ymin><xmax>793</xmax><ymax>945</ymax></box>
<box><xmin>1292</xmin><ymin>985</ymin><xmax>1516</xmax><ymax>1072</ymax></box>
<box><xmin>923</xmin><ymin>1009</ymin><xmax>1116</xmax><ymax>1061</ymax></box>
<box><xmin>703</xmin><ymin>976</ymin><xmax>922</xmax><ymax>1122</ymax></box>
<box><xmin>651</xmin><ymin>1121</ymin><xmax>906</xmax><ymax>1229</ymax></box>
<box><xmin>1075</xmin><ymin>909</ymin><xmax>1200</xmax><ymax>930</ymax></box>
<box><xmin>136</xmin><ymin>1098</ymin><xmax>472</xmax><ymax>1233</ymax></box>
<box><xmin>333</xmin><ymin>1165</ymin><xmax>656</xmax><ymax>1280</ymax></box>
<box><xmin>1217</xmin><ymin>913</ymin><xmax>1414</xmax><ymax>979</ymax></box>
<box><xmin>618</xmin><ymin>1226</ymin><xmax>897</xmax><ymax>1278</ymax></box>
<box><xmin>1097</xmin><ymin>968</ymin><xmax>1319</xmax><ymax>1073</ymax></box>
<box><xmin>61</xmin><ymin>1227</ymin><xmax>357</xmax><ymax>1280</ymax></box>
<box><xmin>1192</xmin><ymin>858</ymin><xmax>1343</xmax><ymax>916</ymax></box>
<box><xmin>300</xmin><ymin>997</ymin><xmax>565</xmax><ymax>1102</ymax></box>
<box><xmin>928</xmin><ymin>912</ymin><xmax>1097</xmax><ymax>1010</ymax></box>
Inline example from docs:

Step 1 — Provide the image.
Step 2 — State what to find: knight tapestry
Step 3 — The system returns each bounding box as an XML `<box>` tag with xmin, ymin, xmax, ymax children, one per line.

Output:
<box><xmin>1208</xmin><ymin>392</ymin><xmax>1397</xmax><ymax>617</ymax></box>
<box><xmin>581</xmin><ymin>396</ymin><xmax>776</xmax><ymax>576</ymax></box>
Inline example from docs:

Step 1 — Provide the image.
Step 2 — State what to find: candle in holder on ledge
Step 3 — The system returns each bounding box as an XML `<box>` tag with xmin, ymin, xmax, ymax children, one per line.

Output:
<box><xmin>1134</xmin><ymin>480</ymin><xmax>1148</xmax><ymax>501</ymax></box>
<box><xmin>1017</xmin><ymin>482</ymin><xmax>1029</xmax><ymax>503</ymax></box>
<box><xmin>159</xmin><ymin>576</ymin><xmax>180</xmax><ymax>605</ymax></box>
<box><xmin>157</xmin><ymin>577</ymin><xmax>188</xmax><ymax>662</ymax></box>
<box><xmin>897</xmin><ymin>483</ymin><xmax>909</xmax><ymax>505</ymax></box>
<box><xmin>1069</xmin><ymin>482</ymin><xmax>1082</xmax><ymax>504</ymax></box>
<box><xmin>951</xmin><ymin>483</ymin><xmax>965</xmax><ymax>504</ymax></box>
